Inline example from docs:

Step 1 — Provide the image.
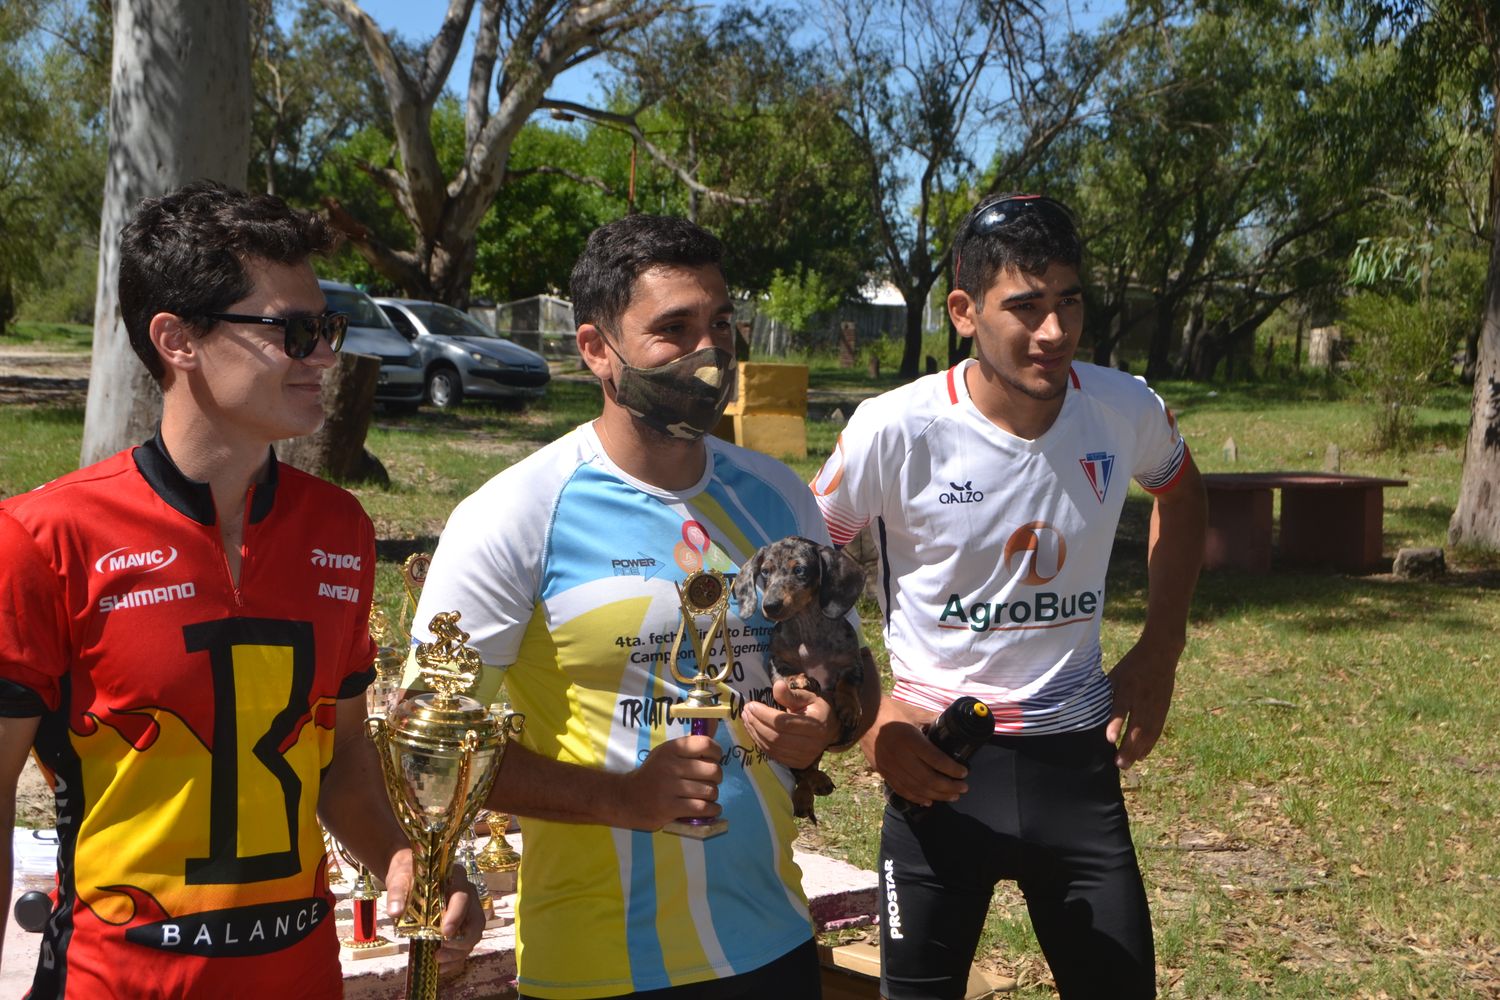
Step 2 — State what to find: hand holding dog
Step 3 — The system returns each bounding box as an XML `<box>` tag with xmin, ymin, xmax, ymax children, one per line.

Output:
<box><xmin>741</xmin><ymin>678</ymin><xmax>838</xmax><ymax>770</ymax></box>
<box><xmin>618</xmin><ymin>734</ymin><xmax>725</xmax><ymax>831</ymax></box>
<box><xmin>860</xmin><ymin>698</ymin><xmax>969</xmax><ymax>808</ymax></box>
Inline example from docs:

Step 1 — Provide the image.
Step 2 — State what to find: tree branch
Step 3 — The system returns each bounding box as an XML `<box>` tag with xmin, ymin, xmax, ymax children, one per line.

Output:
<box><xmin>320</xmin><ymin>196</ymin><xmax>428</xmax><ymax>292</ymax></box>
<box><xmin>507</xmin><ymin>164</ymin><xmax>618</xmax><ymax>196</ymax></box>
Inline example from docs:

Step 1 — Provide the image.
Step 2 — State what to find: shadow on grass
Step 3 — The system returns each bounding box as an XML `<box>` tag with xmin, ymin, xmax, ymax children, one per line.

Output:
<box><xmin>1106</xmin><ymin>495</ymin><xmax>1497</xmax><ymax>636</ymax></box>
<box><xmin>1388</xmin><ymin>500</ymin><xmax>1458</xmax><ymax>543</ymax></box>
<box><xmin>376</xmin><ymin>536</ymin><xmax>441</xmax><ymax>564</ymax></box>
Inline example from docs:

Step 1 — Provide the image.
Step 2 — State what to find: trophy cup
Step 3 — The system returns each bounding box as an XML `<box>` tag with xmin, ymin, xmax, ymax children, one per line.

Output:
<box><xmin>663</xmin><ymin>568</ymin><xmax>737</xmax><ymax>839</ymax></box>
<box><xmin>367</xmin><ymin>610</ymin><xmax>523</xmax><ymax>1000</ymax></box>
<box><xmin>367</xmin><ymin>608</ymin><xmax>406</xmax><ymax>719</ymax></box>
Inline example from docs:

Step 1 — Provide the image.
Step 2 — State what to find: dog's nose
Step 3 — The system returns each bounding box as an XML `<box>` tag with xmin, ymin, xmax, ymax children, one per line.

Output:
<box><xmin>762</xmin><ymin>598</ymin><xmax>784</xmax><ymax>618</ymax></box>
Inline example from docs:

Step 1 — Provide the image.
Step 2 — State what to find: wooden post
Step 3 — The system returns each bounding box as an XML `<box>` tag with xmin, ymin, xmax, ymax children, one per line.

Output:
<box><xmin>277</xmin><ymin>352</ymin><xmax>387</xmax><ymax>484</ymax></box>
<box><xmin>838</xmin><ymin>321</ymin><xmax>857</xmax><ymax>368</ymax></box>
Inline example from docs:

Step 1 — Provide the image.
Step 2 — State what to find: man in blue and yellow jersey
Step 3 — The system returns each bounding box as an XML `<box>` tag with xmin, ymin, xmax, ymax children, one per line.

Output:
<box><xmin>0</xmin><ymin>181</ymin><xmax>480</xmax><ymax>998</ymax></box>
<box><xmin>411</xmin><ymin>214</ymin><xmax>882</xmax><ymax>999</ymax></box>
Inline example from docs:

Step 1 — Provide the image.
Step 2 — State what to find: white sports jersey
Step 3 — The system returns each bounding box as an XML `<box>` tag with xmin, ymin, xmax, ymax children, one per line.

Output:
<box><xmin>813</xmin><ymin>360</ymin><xmax>1187</xmax><ymax>734</ymax></box>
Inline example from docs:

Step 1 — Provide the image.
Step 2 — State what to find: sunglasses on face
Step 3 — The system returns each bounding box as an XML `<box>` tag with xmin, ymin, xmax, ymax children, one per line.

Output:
<box><xmin>204</xmin><ymin>311</ymin><xmax>349</xmax><ymax>359</ymax></box>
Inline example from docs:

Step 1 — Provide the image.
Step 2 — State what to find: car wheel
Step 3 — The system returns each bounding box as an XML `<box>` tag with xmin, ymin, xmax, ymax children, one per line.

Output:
<box><xmin>426</xmin><ymin>366</ymin><xmax>463</xmax><ymax>408</ymax></box>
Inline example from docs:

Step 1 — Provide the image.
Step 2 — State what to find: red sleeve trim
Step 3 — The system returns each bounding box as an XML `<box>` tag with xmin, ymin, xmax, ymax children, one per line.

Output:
<box><xmin>1141</xmin><ymin>442</ymin><xmax>1192</xmax><ymax>495</ymax></box>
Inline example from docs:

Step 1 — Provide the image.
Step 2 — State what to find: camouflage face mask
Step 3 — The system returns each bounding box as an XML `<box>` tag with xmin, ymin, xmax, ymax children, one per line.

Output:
<box><xmin>603</xmin><ymin>340</ymin><xmax>737</xmax><ymax>441</ymax></box>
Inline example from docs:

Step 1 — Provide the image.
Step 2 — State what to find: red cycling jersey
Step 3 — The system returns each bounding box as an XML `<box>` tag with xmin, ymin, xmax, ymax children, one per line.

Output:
<box><xmin>0</xmin><ymin>435</ymin><xmax>376</xmax><ymax>999</ymax></box>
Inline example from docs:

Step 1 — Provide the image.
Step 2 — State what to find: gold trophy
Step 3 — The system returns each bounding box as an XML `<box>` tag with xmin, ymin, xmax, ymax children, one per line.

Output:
<box><xmin>367</xmin><ymin>610</ymin><xmax>523</xmax><ymax>1000</ymax></box>
<box><xmin>367</xmin><ymin>608</ymin><xmax>406</xmax><ymax>719</ymax></box>
<box><xmin>663</xmin><ymin>568</ymin><xmax>736</xmax><ymax>839</ymax></box>
<box><xmin>397</xmin><ymin>553</ymin><xmax>432</xmax><ymax>636</ymax></box>
<box><xmin>475</xmin><ymin>688</ymin><xmax>524</xmax><ymax>879</ymax></box>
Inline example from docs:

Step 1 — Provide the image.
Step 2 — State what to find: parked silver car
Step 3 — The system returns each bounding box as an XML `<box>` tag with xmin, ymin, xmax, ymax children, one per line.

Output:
<box><xmin>317</xmin><ymin>280</ymin><xmax>425</xmax><ymax>408</ymax></box>
<box><xmin>375</xmin><ymin>298</ymin><xmax>551</xmax><ymax>408</ymax></box>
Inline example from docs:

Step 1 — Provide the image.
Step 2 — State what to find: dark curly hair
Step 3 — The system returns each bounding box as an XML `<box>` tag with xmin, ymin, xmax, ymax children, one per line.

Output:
<box><xmin>953</xmin><ymin>193</ymin><xmax>1083</xmax><ymax>307</ymax></box>
<box><xmin>118</xmin><ymin>180</ymin><xmax>338</xmax><ymax>381</ymax></box>
<box><xmin>569</xmin><ymin>214</ymin><xmax>725</xmax><ymax>333</ymax></box>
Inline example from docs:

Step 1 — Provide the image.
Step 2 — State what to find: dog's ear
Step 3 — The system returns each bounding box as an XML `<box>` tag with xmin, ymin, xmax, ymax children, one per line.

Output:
<box><xmin>818</xmin><ymin>544</ymin><xmax>865</xmax><ymax>619</ymax></box>
<box><xmin>733</xmin><ymin>548</ymin><xmax>763</xmax><ymax>617</ymax></box>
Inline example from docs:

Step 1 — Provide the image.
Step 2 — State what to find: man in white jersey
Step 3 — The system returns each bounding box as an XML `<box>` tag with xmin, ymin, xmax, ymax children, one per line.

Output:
<box><xmin>410</xmin><ymin>215</ymin><xmax>880</xmax><ymax>1000</ymax></box>
<box><xmin>812</xmin><ymin>193</ymin><xmax>1206</xmax><ymax>998</ymax></box>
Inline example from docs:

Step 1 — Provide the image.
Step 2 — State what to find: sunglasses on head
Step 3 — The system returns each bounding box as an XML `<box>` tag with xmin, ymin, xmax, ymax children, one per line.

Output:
<box><xmin>954</xmin><ymin>194</ymin><xmax>1070</xmax><ymax>276</ymax></box>
<box><xmin>204</xmin><ymin>311</ymin><xmax>349</xmax><ymax>359</ymax></box>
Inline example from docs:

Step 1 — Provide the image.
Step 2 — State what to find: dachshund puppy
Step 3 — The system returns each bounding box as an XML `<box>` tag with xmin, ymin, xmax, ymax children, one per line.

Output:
<box><xmin>733</xmin><ymin>536</ymin><xmax>866</xmax><ymax>823</ymax></box>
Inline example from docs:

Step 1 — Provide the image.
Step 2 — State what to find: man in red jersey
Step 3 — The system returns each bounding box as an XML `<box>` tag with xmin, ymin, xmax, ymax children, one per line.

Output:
<box><xmin>0</xmin><ymin>181</ymin><xmax>479</xmax><ymax>997</ymax></box>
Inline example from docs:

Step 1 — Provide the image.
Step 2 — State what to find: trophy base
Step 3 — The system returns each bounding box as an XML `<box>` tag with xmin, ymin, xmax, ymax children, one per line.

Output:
<box><xmin>662</xmin><ymin>818</ymin><xmax>729</xmax><ymax>839</ymax></box>
<box><xmin>479</xmin><ymin>868</ymin><xmax>518</xmax><ymax>895</ymax></box>
<box><xmin>670</xmin><ymin>705</ymin><xmax>733</xmax><ymax>720</ymax></box>
<box><xmin>339</xmin><ymin>935</ymin><xmax>403</xmax><ymax>960</ymax></box>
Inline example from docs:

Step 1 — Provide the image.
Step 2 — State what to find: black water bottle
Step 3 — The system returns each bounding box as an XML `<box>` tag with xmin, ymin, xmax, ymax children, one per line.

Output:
<box><xmin>885</xmin><ymin>696</ymin><xmax>994</xmax><ymax>816</ymax></box>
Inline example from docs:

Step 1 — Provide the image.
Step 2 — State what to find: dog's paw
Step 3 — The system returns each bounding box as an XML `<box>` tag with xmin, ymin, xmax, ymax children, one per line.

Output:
<box><xmin>791</xmin><ymin>779</ymin><xmax>818</xmax><ymax>823</ymax></box>
<box><xmin>785</xmin><ymin>673</ymin><xmax>820</xmax><ymax>694</ymax></box>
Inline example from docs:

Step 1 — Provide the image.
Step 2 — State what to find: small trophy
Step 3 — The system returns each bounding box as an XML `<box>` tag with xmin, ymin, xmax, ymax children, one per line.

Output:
<box><xmin>475</xmin><ymin>688</ymin><xmax>523</xmax><ymax>884</ymax></box>
<box><xmin>397</xmin><ymin>553</ymin><xmax>432</xmax><ymax>636</ymax></box>
<box><xmin>367</xmin><ymin>608</ymin><xmax>406</xmax><ymax>719</ymax></box>
<box><xmin>337</xmin><ymin>843</ymin><xmax>396</xmax><ymax>955</ymax></box>
<box><xmin>663</xmin><ymin>568</ymin><xmax>736</xmax><ymax>839</ymax></box>
<box><xmin>367</xmin><ymin>610</ymin><xmax>523</xmax><ymax>1000</ymax></box>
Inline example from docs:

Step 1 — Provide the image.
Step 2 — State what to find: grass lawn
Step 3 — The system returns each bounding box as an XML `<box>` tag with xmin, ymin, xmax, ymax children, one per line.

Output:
<box><xmin>2</xmin><ymin>363</ymin><xmax>1495</xmax><ymax>997</ymax></box>
<box><xmin>3</xmin><ymin>321</ymin><xmax>94</xmax><ymax>352</ymax></box>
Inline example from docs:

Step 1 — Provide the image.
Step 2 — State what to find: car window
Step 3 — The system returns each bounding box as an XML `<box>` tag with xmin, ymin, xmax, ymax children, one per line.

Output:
<box><xmin>381</xmin><ymin>305</ymin><xmax>419</xmax><ymax>341</ymax></box>
<box><xmin>407</xmin><ymin>303</ymin><xmax>501</xmax><ymax>339</ymax></box>
<box><xmin>323</xmin><ymin>288</ymin><xmax>393</xmax><ymax>329</ymax></box>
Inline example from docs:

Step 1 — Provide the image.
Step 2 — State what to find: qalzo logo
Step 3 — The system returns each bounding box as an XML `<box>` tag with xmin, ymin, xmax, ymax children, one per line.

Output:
<box><xmin>310</xmin><ymin>548</ymin><xmax>361</xmax><ymax>570</ymax></box>
<box><xmin>94</xmin><ymin>545</ymin><xmax>179</xmax><ymax>575</ymax></box>
<box><xmin>938</xmin><ymin>479</ymin><xmax>984</xmax><ymax>505</ymax></box>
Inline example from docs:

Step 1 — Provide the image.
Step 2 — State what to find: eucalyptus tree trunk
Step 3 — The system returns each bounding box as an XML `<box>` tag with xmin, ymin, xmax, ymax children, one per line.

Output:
<box><xmin>80</xmin><ymin>0</ymin><xmax>251</xmax><ymax>467</ymax></box>
<box><xmin>1448</xmin><ymin>185</ymin><xmax>1500</xmax><ymax>550</ymax></box>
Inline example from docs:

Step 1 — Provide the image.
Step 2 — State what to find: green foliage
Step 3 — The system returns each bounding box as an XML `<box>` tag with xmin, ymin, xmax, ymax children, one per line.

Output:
<box><xmin>0</xmin><ymin>1</ymin><xmax>106</xmax><ymax>330</ymax></box>
<box><xmin>248</xmin><ymin>0</ymin><xmax>397</xmax><ymax>203</ymax></box>
<box><xmin>1342</xmin><ymin>292</ymin><xmax>1462</xmax><ymax>450</ymax></box>
<box><xmin>612</xmin><ymin>5</ymin><xmax>881</xmax><ymax>298</ymax></box>
<box><xmin>762</xmin><ymin>266</ymin><xmax>842</xmax><ymax>333</ymax></box>
<box><xmin>473</xmin><ymin>123</ymin><xmax>624</xmax><ymax>302</ymax></box>
<box><xmin>1027</xmin><ymin>2</ymin><xmax>1409</xmax><ymax>378</ymax></box>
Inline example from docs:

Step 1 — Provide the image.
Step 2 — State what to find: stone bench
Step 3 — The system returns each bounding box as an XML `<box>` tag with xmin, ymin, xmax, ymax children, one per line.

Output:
<box><xmin>1202</xmin><ymin>472</ymin><xmax>1408</xmax><ymax>573</ymax></box>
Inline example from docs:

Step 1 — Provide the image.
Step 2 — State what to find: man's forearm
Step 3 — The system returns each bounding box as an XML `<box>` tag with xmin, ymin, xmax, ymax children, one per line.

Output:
<box><xmin>1142</xmin><ymin>462</ymin><xmax>1207</xmax><ymax>649</ymax></box>
<box><xmin>484</xmin><ymin>743</ymin><xmax>633</xmax><ymax>827</ymax></box>
<box><xmin>318</xmin><ymin>715</ymin><xmax>409</xmax><ymax>874</ymax></box>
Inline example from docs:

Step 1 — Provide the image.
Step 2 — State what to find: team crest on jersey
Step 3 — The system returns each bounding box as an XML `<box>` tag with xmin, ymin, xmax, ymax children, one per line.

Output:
<box><xmin>1078</xmin><ymin>451</ymin><xmax>1115</xmax><ymax>504</ymax></box>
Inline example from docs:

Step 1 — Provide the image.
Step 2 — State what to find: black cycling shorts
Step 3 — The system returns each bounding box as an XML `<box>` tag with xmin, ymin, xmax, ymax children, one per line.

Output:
<box><xmin>878</xmin><ymin>724</ymin><xmax>1155</xmax><ymax>999</ymax></box>
<box><xmin>519</xmin><ymin>937</ymin><xmax>820</xmax><ymax>1000</ymax></box>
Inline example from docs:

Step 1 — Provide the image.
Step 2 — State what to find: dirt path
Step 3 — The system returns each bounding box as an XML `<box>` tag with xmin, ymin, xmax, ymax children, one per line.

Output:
<box><xmin>0</xmin><ymin>345</ymin><xmax>90</xmax><ymax>406</ymax></box>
